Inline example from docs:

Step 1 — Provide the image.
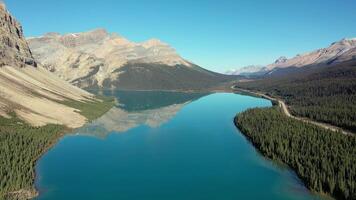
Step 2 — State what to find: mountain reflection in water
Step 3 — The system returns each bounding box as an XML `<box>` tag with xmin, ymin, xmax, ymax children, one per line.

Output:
<box><xmin>76</xmin><ymin>90</ymin><xmax>209</xmax><ymax>137</ymax></box>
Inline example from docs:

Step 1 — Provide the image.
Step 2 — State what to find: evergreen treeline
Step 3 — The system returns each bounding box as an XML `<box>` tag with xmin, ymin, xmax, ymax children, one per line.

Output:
<box><xmin>235</xmin><ymin>107</ymin><xmax>356</xmax><ymax>200</ymax></box>
<box><xmin>0</xmin><ymin>114</ymin><xmax>66</xmax><ymax>199</ymax></box>
<box><xmin>237</xmin><ymin>61</ymin><xmax>356</xmax><ymax>132</ymax></box>
<box><xmin>0</xmin><ymin>97</ymin><xmax>114</xmax><ymax>198</ymax></box>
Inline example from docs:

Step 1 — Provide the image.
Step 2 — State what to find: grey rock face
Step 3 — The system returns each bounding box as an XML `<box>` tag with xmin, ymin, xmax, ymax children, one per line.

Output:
<box><xmin>0</xmin><ymin>3</ymin><xmax>36</xmax><ymax>67</ymax></box>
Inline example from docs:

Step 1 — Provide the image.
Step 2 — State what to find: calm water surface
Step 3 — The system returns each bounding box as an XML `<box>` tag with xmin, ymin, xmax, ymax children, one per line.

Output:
<box><xmin>35</xmin><ymin>91</ymin><xmax>322</xmax><ymax>200</ymax></box>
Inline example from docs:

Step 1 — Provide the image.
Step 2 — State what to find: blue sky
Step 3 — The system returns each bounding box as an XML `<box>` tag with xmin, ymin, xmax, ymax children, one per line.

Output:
<box><xmin>6</xmin><ymin>0</ymin><xmax>356</xmax><ymax>72</ymax></box>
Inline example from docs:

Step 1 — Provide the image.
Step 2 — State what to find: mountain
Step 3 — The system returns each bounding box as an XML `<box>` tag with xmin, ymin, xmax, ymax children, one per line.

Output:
<box><xmin>0</xmin><ymin>3</ymin><xmax>98</xmax><ymax>128</ymax></box>
<box><xmin>0</xmin><ymin>3</ymin><xmax>36</xmax><ymax>68</ymax></box>
<box><xmin>225</xmin><ymin>65</ymin><xmax>266</xmax><ymax>77</ymax></box>
<box><xmin>28</xmin><ymin>29</ymin><xmax>235</xmax><ymax>90</ymax></box>
<box><xmin>1</xmin><ymin>4</ymin><xmax>115</xmax><ymax>199</ymax></box>
<box><xmin>228</xmin><ymin>38</ymin><xmax>356</xmax><ymax>77</ymax></box>
<box><xmin>266</xmin><ymin>38</ymin><xmax>356</xmax><ymax>70</ymax></box>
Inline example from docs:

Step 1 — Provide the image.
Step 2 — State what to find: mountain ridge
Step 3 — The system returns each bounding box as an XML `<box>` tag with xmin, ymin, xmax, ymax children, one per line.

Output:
<box><xmin>28</xmin><ymin>29</ymin><xmax>235</xmax><ymax>90</ymax></box>
<box><xmin>227</xmin><ymin>38</ymin><xmax>356</xmax><ymax>76</ymax></box>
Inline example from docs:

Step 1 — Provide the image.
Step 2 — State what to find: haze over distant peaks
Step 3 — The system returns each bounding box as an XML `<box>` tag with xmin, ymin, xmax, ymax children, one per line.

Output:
<box><xmin>266</xmin><ymin>38</ymin><xmax>356</xmax><ymax>70</ymax></box>
<box><xmin>226</xmin><ymin>65</ymin><xmax>265</xmax><ymax>76</ymax></box>
<box><xmin>227</xmin><ymin>38</ymin><xmax>356</xmax><ymax>76</ymax></box>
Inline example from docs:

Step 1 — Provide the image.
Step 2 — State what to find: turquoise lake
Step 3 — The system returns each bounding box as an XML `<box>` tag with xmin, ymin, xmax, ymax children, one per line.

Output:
<box><xmin>35</xmin><ymin>91</ymin><xmax>322</xmax><ymax>200</ymax></box>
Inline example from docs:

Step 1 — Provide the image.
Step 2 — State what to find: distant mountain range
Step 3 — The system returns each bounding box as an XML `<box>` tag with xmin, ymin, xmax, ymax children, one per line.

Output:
<box><xmin>226</xmin><ymin>65</ymin><xmax>266</xmax><ymax>76</ymax></box>
<box><xmin>227</xmin><ymin>38</ymin><xmax>356</xmax><ymax>77</ymax></box>
<box><xmin>28</xmin><ymin>29</ymin><xmax>235</xmax><ymax>90</ymax></box>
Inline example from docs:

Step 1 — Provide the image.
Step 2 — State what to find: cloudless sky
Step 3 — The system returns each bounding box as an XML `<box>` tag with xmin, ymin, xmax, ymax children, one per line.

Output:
<box><xmin>5</xmin><ymin>0</ymin><xmax>356</xmax><ymax>72</ymax></box>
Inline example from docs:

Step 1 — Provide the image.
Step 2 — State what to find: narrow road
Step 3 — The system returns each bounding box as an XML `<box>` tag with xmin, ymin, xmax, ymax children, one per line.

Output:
<box><xmin>232</xmin><ymin>86</ymin><xmax>353</xmax><ymax>136</ymax></box>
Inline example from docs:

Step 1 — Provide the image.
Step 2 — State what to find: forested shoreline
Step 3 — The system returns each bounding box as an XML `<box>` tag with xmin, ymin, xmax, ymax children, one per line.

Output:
<box><xmin>235</xmin><ymin>106</ymin><xmax>356</xmax><ymax>200</ymax></box>
<box><xmin>237</xmin><ymin>61</ymin><xmax>356</xmax><ymax>133</ymax></box>
<box><xmin>0</xmin><ymin>97</ymin><xmax>115</xmax><ymax>199</ymax></box>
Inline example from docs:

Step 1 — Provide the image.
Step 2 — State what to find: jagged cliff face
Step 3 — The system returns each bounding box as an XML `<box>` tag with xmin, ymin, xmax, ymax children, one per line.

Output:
<box><xmin>0</xmin><ymin>3</ymin><xmax>96</xmax><ymax>128</ymax></box>
<box><xmin>0</xmin><ymin>3</ymin><xmax>36</xmax><ymax>67</ymax></box>
<box><xmin>28</xmin><ymin>29</ymin><xmax>234</xmax><ymax>90</ymax></box>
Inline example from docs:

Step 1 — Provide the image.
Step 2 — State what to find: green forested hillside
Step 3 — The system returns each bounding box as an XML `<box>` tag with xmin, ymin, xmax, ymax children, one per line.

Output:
<box><xmin>235</xmin><ymin>107</ymin><xmax>356</xmax><ymax>200</ymax></box>
<box><xmin>0</xmin><ymin>115</ymin><xmax>66</xmax><ymax>199</ymax></box>
<box><xmin>0</xmin><ymin>97</ymin><xmax>114</xmax><ymax>199</ymax></box>
<box><xmin>237</xmin><ymin>60</ymin><xmax>356</xmax><ymax>132</ymax></box>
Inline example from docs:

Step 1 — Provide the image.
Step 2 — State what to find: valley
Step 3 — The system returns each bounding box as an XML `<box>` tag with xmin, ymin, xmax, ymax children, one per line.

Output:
<box><xmin>0</xmin><ymin>1</ymin><xmax>355</xmax><ymax>200</ymax></box>
<box><xmin>232</xmin><ymin>38</ymin><xmax>356</xmax><ymax>200</ymax></box>
<box><xmin>33</xmin><ymin>92</ymin><xmax>325</xmax><ymax>200</ymax></box>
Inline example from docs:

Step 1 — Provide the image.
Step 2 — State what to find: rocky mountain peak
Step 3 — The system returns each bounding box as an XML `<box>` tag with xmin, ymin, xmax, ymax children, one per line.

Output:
<box><xmin>43</xmin><ymin>32</ymin><xmax>61</xmax><ymax>38</ymax></box>
<box><xmin>330</xmin><ymin>38</ymin><xmax>356</xmax><ymax>48</ymax></box>
<box><xmin>82</xmin><ymin>28</ymin><xmax>109</xmax><ymax>40</ymax></box>
<box><xmin>57</xmin><ymin>29</ymin><xmax>109</xmax><ymax>48</ymax></box>
<box><xmin>0</xmin><ymin>2</ymin><xmax>36</xmax><ymax>67</ymax></box>
<box><xmin>28</xmin><ymin>29</ymin><xmax>195</xmax><ymax>89</ymax></box>
<box><xmin>0</xmin><ymin>1</ymin><xmax>5</xmax><ymax>10</ymax></box>
<box><xmin>274</xmin><ymin>56</ymin><xmax>287</xmax><ymax>64</ymax></box>
<box><xmin>141</xmin><ymin>39</ymin><xmax>167</xmax><ymax>48</ymax></box>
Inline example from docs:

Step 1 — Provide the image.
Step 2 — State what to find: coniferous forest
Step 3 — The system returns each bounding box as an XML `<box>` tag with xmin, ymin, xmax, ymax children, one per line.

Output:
<box><xmin>0</xmin><ymin>98</ymin><xmax>114</xmax><ymax>199</ymax></box>
<box><xmin>0</xmin><ymin>114</ymin><xmax>66</xmax><ymax>198</ymax></box>
<box><xmin>237</xmin><ymin>61</ymin><xmax>356</xmax><ymax>133</ymax></box>
<box><xmin>235</xmin><ymin>107</ymin><xmax>356</xmax><ymax>200</ymax></box>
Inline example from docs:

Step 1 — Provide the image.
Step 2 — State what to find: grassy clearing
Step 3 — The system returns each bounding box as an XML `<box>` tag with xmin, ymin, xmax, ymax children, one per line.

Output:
<box><xmin>61</xmin><ymin>96</ymin><xmax>115</xmax><ymax>121</ymax></box>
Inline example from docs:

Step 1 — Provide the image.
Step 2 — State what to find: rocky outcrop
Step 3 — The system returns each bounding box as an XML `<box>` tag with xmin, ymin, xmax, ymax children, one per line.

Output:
<box><xmin>28</xmin><ymin>29</ymin><xmax>234</xmax><ymax>90</ymax></box>
<box><xmin>0</xmin><ymin>3</ymin><xmax>36</xmax><ymax>67</ymax></box>
<box><xmin>0</xmin><ymin>2</ymin><xmax>97</xmax><ymax>128</ymax></box>
<box><xmin>273</xmin><ymin>56</ymin><xmax>287</xmax><ymax>64</ymax></box>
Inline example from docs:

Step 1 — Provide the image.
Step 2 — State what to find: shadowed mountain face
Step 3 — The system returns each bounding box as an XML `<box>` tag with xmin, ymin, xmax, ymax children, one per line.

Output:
<box><xmin>100</xmin><ymin>62</ymin><xmax>235</xmax><ymax>91</ymax></box>
<box><xmin>28</xmin><ymin>29</ymin><xmax>236</xmax><ymax>90</ymax></box>
<box><xmin>76</xmin><ymin>91</ymin><xmax>208</xmax><ymax>137</ymax></box>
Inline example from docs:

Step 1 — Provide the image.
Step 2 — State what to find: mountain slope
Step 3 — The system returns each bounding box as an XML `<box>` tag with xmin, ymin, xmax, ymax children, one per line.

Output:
<box><xmin>0</xmin><ymin>3</ymin><xmax>115</xmax><ymax>199</ymax></box>
<box><xmin>28</xmin><ymin>29</ymin><xmax>235</xmax><ymax>90</ymax></box>
<box><xmin>236</xmin><ymin>60</ymin><xmax>356</xmax><ymax>133</ymax></box>
<box><xmin>228</xmin><ymin>38</ymin><xmax>356</xmax><ymax>77</ymax></box>
<box><xmin>0</xmin><ymin>3</ymin><xmax>105</xmax><ymax>128</ymax></box>
<box><xmin>0</xmin><ymin>4</ymin><xmax>110</xmax><ymax>128</ymax></box>
<box><xmin>266</xmin><ymin>38</ymin><xmax>356</xmax><ymax>70</ymax></box>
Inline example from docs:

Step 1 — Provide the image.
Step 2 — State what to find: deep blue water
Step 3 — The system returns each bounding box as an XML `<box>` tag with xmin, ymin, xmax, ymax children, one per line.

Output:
<box><xmin>35</xmin><ymin>92</ymin><xmax>322</xmax><ymax>200</ymax></box>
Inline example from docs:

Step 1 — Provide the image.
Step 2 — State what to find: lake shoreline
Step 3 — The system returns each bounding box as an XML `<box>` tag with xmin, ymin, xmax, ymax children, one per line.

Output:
<box><xmin>232</xmin><ymin>86</ymin><xmax>353</xmax><ymax>135</ymax></box>
<box><xmin>4</xmin><ymin>97</ymin><xmax>115</xmax><ymax>200</ymax></box>
<box><xmin>34</xmin><ymin>92</ymin><xmax>324</xmax><ymax>200</ymax></box>
<box><xmin>233</xmin><ymin>105</ymin><xmax>354</xmax><ymax>200</ymax></box>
